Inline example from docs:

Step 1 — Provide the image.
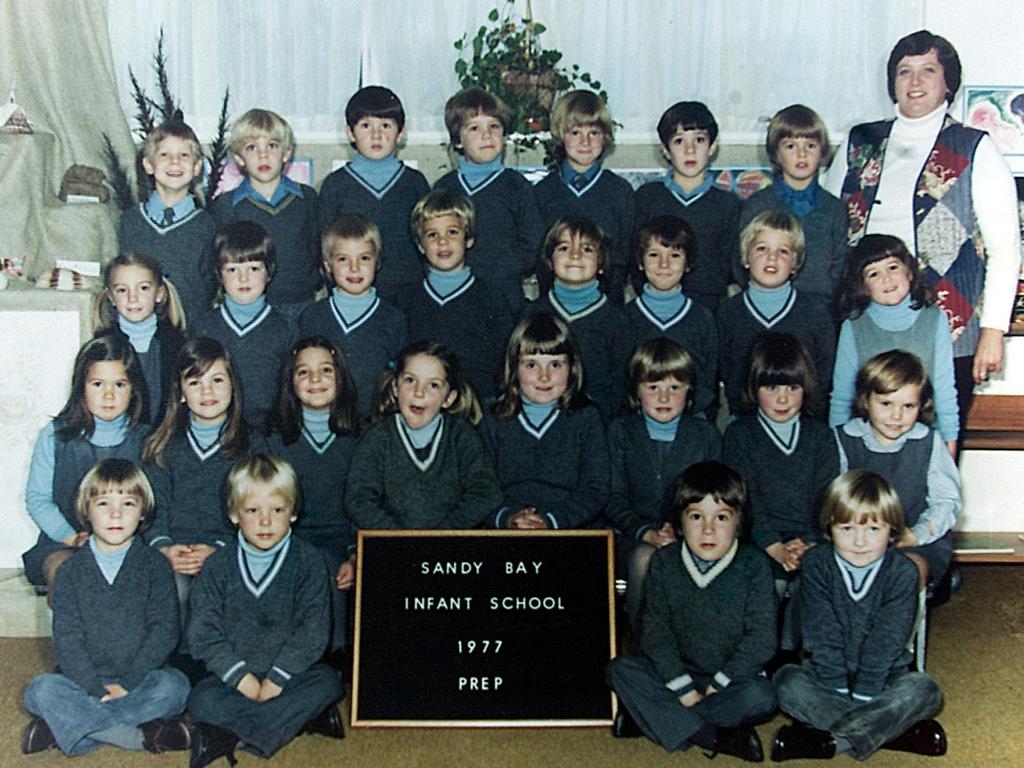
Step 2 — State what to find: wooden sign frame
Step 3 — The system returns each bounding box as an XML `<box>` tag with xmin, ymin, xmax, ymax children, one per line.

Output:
<box><xmin>351</xmin><ymin>529</ymin><xmax>617</xmax><ymax>727</ymax></box>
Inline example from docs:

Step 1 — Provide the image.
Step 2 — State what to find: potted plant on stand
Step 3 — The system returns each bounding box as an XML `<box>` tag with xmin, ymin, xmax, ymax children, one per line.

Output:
<box><xmin>453</xmin><ymin>0</ymin><xmax>607</xmax><ymax>165</ymax></box>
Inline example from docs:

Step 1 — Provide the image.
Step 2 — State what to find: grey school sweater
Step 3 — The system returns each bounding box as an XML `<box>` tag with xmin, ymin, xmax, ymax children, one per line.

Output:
<box><xmin>797</xmin><ymin>544</ymin><xmax>918</xmax><ymax>699</ymax></box>
<box><xmin>345</xmin><ymin>414</ymin><xmax>502</xmax><ymax>530</ymax></box>
<box><xmin>641</xmin><ymin>541</ymin><xmax>777</xmax><ymax>695</ymax></box>
<box><xmin>52</xmin><ymin>538</ymin><xmax>179</xmax><ymax>697</ymax></box>
<box><xmin>188</xmin><ymin>534</ymin><xmax>330</xmax><ymax>689</ymax></box>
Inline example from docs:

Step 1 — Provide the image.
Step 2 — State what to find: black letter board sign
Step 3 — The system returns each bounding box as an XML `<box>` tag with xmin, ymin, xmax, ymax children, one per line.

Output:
<box><xmin>352</xmin><ymin>530</ymin><xmax>616</xmax><ymax>727</ymax></box>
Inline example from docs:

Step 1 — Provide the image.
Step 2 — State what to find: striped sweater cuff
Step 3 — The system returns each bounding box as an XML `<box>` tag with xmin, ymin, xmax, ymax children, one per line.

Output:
<box><xmin>666</xmin><ymin>674</ymin><xmax>695</xmax><ymax>695</ymax></box>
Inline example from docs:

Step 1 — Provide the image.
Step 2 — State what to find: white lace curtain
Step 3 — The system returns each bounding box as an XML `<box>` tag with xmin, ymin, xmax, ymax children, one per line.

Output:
<box><xmin>106</xmin><ymin>0</ymin><xmax>925</xmax><ymax>143</ymax></box>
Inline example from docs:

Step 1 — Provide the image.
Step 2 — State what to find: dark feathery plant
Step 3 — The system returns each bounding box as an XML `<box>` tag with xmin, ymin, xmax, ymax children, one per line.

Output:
<box><xmin>104</xmin><ymin>27</ymin><xmax>230</xmax><ymax>210</ymax></box>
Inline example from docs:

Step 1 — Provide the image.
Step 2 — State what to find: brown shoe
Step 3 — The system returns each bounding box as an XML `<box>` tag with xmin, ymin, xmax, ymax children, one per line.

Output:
<box><xmin>22</xmin><ymin>717</ymin><xmax>57</xmax><ymax>755</ymax></box>
<box><xmin>883</xmin><ymin>719</ymin><xmax>947</xmax><ymax>756</ymax></box>
<box><xmin>141</xmin><ymin>716</ymin><xmax>193</xmax><ymax>753</ymax></box>
<box><xmin>302</xmin><ymin>704</ymin><xmax>345</xmax><ymax>739</ymax></box>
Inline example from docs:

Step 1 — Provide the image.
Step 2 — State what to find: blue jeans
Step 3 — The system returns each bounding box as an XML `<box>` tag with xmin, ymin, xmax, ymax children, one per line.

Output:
<box><xmin>23</xmin><ymin>668</ymin><xmax>190</xmax><ymax>755</ymax></box>
<box><xmin>774</xmin><ymin>663</ymin><xmax>942</xmax><ymax>759</ymax></box>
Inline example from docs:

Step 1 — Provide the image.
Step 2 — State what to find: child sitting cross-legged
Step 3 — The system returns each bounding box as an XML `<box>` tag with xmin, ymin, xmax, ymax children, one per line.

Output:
<box><xmin>186</xmin><ymin>453</ymin><xmax>344</xmax><ymax>768</ymax></box>
<box><xmin>771</xmin><ymin>469</ymin><xmax>946</xmax><ymax>761</ymax></box>
<box><xmin>22</xmin><ymin>459</ymin><xmax>191</xmax><ymax>757</ymax></box>
<box><xmin>606</xmin><ymin>461</ymin><xmax>777</xmax><ymax>762</ymax></box>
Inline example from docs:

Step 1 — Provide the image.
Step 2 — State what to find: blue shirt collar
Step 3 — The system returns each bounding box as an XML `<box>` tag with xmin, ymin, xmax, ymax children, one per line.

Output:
<box><xmin>91</xmin><ymin>413</ymin><xmax>129</xmax><ymax>446</ymax></box>
<box><xmin>117</xmin><ymin>313</ymin><xmax>159</xmax><ymax>353</ymax></box>
<box><xmin>224</xmin><ymin>294</ymin><xmax>268</xmax><ymax>326</ymax></box>
<box><xmin>347</xmin><ymin>153</ymin><xmax>402</xmax><ymax>192</ymax></box>
<box><xmin>644</xmin><ymin>412</ymin><xmax>680</xmax><ymax>442</ymax></box>
<box><xmin>560</xmin><ymin>159</ymin><xmax>601</xmax><ymax>185</ymax></box>
<box><xmin>772</xmin><ymin>174</ymin><xmax>820</xmax><ymax>218</ymax></box>
<box><xmin>458</xmin><ymin>156</ymin><xmax>504</xmax><ymax>186</ymax></box>
<box><xmin>520</xmin><ymin>395</ymin><xmax>558</xmax><ymax>426</ymax></box>
<box><xmin>232</xmin><ymin>173</ymin><xmax>303</xmax><ymax>207</ymax></box>
<box><xmin>145</xmin><ymin>190</ymin><xmax>196</xmax><ymax>225</ymax></box>
<box><xmin>663</xmin><ymin>170</ymin><xmax>715</xmax><ymax>202</ymax></box>
<box><xmin>553</xmin><ymin>280</ymin><xmax>602</xmax><ymax>313</ymax></box>
<box><xmin>426</xmin><ymin>266</ymin><xmax>472</xmax><ymax>297</ymax></box>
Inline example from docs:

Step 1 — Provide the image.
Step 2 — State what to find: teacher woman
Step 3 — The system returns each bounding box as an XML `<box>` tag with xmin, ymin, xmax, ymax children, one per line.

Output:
<box><xmin>827</xmin><ymin>29</ymin><xmax>1021</xmax><ymax>426</ymax></box>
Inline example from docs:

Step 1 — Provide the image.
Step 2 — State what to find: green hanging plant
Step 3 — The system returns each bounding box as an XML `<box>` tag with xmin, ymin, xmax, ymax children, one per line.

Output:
<box><xmin>453</xmin><ymin>1</ymin><xmax>608</xmax><ymax>161</ymax></box>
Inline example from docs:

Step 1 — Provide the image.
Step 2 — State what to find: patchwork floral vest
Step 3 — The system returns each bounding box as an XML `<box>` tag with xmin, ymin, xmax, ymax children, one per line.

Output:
<box><xmin>840</xmin><ymin>117</ymin><xmax>986</xmax><ymax>356</ymax></box>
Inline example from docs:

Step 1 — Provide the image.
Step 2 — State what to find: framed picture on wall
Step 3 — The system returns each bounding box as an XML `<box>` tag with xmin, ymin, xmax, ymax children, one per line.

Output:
<box><xmin>963</xmin><ymin>86</ymin><xmax>1024</xmax><ymax>174</ymax></box>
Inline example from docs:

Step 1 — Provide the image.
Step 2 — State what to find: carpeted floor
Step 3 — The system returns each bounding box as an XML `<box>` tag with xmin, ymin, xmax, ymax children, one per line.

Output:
<box><xmin>0</xmin><ymin>564</ymin><xmax>1021</xmax><ymax>767</ymax></box>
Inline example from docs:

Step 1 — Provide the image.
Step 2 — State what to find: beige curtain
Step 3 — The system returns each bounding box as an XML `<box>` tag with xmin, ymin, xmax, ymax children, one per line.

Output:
<box><xmin>0</xmin><ymin>0</ymin><xmax>135</xmax><ymax>276</ymax></box>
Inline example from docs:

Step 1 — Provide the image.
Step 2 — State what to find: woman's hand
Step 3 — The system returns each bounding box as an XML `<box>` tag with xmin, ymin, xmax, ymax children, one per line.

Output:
<box><xmin>973</xmin><ymin>328</ymin><xmax>1005</xmax><ymax>384</ymax></box>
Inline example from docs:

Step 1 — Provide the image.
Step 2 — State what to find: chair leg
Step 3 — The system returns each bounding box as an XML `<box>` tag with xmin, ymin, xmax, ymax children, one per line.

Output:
<box><xmin>914</xmin><ymin>588</ymin><xmax>927</xmax><ymax>671</ymax></box>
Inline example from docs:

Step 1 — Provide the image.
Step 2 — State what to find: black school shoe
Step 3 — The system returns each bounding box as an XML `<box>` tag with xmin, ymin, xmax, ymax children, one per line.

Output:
<box><xmin>771</xmin><ymin>721</ymin><xmax>836</xmax><ymax>761</ymax></box>
<box><xmin>141</xmin><ymin>716</ymin><xmax>193</xmax><ymax>753</ymax></box>
<box><xmin>715</xmin><ymin>724</ymin><xmax>765</xmax><ymax>762</ymax></box>
<box><xmin>190</xmin><ymin>722</ymin><xmax>238</xmax><ymax>768</ymax></box>
<box><xmin>22</xmin><ymin>717</ymin><xmax>57</xmax><ymax>755</ymax></box>
<box><xmin>303</xmin><ymin>703</ymin><xmax>346</xmax><ymax>739</ymax></box>
<box><xmin>883</xmin><ymin>719</ymin><xmax>947</xmax><ymax>756</ymax></box>
<box><xmin>612</xmin><ymin>708</ymin><xmax>643</xmax><ymax>738</ymax></box>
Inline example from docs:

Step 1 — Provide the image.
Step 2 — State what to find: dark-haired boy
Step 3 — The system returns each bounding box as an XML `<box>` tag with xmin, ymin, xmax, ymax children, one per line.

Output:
<box><xmin>318</xmin><ymin>86</ymin><xmax>430</xmax><ymax>303</ymax></box>
<box><xmin>118</xmin><ymin>120</ymin><xmax>218</xmax><ymax>323</ymax></box>
<box><xmin>607</xmin><ymin>461</ymin><xmax>777</xmax><ymax>762</ymax></box>
<box><xmin>434</xmin><ymin>88</ymin><xmax>545</xmax><ymax>314</ymax></box>
<box><xmin>635</xmin><ymin>102</ymin><xmax>739</xmax><ymax>312</ymax></box>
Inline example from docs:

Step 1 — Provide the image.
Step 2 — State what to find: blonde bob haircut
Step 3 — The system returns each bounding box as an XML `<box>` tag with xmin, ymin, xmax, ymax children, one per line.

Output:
<box><xmin>226</xmin><ymin>453</ymin><xmax>300</xmax><ymax>516</ymax></box>
<box><xmin>550</xmin><ymin>90</ymin><xmax>614</xmax><ymax>161</ymax></box>
<box><xmin>739</xmin><ymin>210</ymin><xmax>806</xmax><ymax>273</ymax></box>
<box><xmin>626</xmin><ymin>338</ymin><xmax>695</xmax><ymax>412</ymax></box>
<box><xmin>75</xmin><ymin>458</ymin><xmax>155</xmax><ymax>532</ymax></box>
<box><xmin>410</xmin><ymin>189</ymin><xmax>477</xmax><ymax>244</ymax></box>
<box><xmin>229</xmin><ymin>108</ymin><xmax>295</xmax><ymax>157</ymax></box>
<box><xmin>853</xmin><ymin>349</ymin><xmax>935</xmax><ymax>425</ymax></box>
<box><xmin>819</xmin><ymin>469</ymin><xmax>906</xmax><ymax>540</ymax></box>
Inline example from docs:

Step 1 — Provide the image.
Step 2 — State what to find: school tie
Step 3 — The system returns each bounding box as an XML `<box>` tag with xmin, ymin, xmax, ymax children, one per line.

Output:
<box><xmin>162</xmin><ymin>207</ymin><xmax>175</xmax><ymax>227</ymax></box>
<box><xmin>572</xmin><ymin>174</ymin><xmax>588</xmax><ymax>192</ymax></box>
